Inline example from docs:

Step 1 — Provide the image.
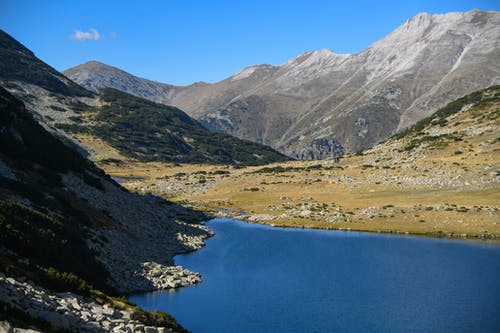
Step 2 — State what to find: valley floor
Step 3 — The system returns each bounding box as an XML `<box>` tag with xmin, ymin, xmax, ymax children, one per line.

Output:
<box><xmin>79</xmin><ymin>90</ymin><xmax>500</xmax><ymax>240</ymax></box>
<box><xmin>97</xmin><ymin>155</ymin><xmax>499</xmax><ymax>240</ymax></box>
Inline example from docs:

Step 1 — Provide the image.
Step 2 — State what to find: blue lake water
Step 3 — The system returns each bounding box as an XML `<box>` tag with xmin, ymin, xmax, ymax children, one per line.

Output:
<box><xmin>130</xmin><ymin>219</ymin><xmax>500</xmax><ymax>333</ymax></box>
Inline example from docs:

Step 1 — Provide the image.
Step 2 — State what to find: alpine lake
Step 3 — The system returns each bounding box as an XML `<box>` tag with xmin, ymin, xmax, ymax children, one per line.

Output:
<box><xmin>130</xmin><ymin>218</ymin><xmax>500</xmax><ymax>333</ymax></box>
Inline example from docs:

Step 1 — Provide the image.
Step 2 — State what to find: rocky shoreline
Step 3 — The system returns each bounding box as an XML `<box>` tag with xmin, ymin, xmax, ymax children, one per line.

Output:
<box><xmin>1</xmin><ymin>171</ymin><xmax>214</xmax><ymax>332</ymax></box>
<box><xmin>62</xmin><ymin>173</ymin><xmax>213</xmax><ymax>293</ymax></box>
<box><xmin>212</xmin><ymin>209</ymin><xmax>500</xmax><ymax>240</ymax></box>
<box><xmin>0</xmin><ymin>274</ymin><xmax>176</xmax><ymax>333</ymax></box>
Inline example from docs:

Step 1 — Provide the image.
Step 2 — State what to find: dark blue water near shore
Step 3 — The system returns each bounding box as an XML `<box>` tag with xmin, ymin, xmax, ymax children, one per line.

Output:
<box><xmin>130</xmin><ymin>219</ymin><xmax>500</xmax><ymax>333</ymax></box>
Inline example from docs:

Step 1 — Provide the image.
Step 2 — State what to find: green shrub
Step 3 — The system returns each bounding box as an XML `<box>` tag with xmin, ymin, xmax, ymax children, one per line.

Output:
<box><xmin>0</xmin><ymin>200</ymin><xmax>111</xmax><ymax>294</ymax></box>
<box><xmin>212</xmin><ymin>170</ymin><xmax>230</xmax><ymax>175</ymax></box>
<box><xmin>174</xmin><ymin>172</ymin><xmax>187</xmax><ymax>177</ymax></box>
<box><xmin>390</xmin><ymin>86</ymin><xmax>499</xmax><ymax>140</ymax></box>
<box><xmin>132</xmin><ymin>309</ymin><xmax>189</xmax><ymax>333</ymax></box>
<box><xmin>243</xmin><ymin>187</ymin><xmax>260</xmax><ymax>192</ymax></box>
<box><xmin>45</xmin><ymin>267</ymin><xmax>91</xmax><ymax>295</ymax></box>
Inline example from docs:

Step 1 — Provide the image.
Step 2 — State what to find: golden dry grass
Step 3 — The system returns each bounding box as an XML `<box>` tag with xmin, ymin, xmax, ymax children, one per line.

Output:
<box><xmin>78</xmin><ymin>99</ymin><xmax>499</xmax><ymax>239</ymax></box>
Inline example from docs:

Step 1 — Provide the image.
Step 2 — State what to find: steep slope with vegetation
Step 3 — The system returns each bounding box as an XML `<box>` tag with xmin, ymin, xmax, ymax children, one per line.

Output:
<box><xmin>58</xmin><ymin>88</ymin><xmax>290</xmax><ymax>165</ymax></box>
<box><xmin>0</xmin><ymin>86</ymin><xmax>210</xmax><ymax>332</ymax></box>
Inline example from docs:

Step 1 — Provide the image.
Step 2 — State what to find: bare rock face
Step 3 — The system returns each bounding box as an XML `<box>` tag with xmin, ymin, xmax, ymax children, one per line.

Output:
<box><xmin>65</xmin><ymin>10</ymin><xmax>500</xmax><ymax>158</ymax></box>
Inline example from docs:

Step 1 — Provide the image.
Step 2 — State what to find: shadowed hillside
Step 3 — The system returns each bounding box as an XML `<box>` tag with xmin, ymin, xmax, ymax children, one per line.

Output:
<box><xmin>0</xmin><ymin>86</ymin><xmax>211</xmax><ymax>332</ymax></box>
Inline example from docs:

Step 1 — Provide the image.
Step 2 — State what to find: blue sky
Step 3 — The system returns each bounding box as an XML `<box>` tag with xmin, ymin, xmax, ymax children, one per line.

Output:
<box><xmin>1</xmin><ymin>0</ymin><xmax>499</xmax><ymax>85</ymax></box>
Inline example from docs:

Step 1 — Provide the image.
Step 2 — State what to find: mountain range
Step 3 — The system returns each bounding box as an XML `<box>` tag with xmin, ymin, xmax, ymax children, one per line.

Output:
<box><xmin>0</xmin><ymin>84</ymin><xmax>210</xmax><ymax>331</ymax></box>
<box><xmin>65</xmin><ymin>9</ymin><xmax>500</xmax><ymax>159</ymax></box>
<box><xmin>0</xmin><ymin>30</ymin><xmax>289</xmax><ymax>166</ymax></box>
<box><xmin>0</xmin><ymin>8</ymin><xmax>499</xmax><ymax>331</ymax></box>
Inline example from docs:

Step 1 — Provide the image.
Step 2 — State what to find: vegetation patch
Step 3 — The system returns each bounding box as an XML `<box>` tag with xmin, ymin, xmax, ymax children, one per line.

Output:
<box><xmin>0</xmin><ymin>200</ymin><xmax>111</xmax><ymax>293</ymax></box>
<box><xmin>391</xmin><ymin>86</ymin><xmax>499</xmax><ymax>140</ymax></box>
<box><xmin>72</xmin><ymin>88</ymin><xmax>290</xmax><ymax>166</ymax></box>
<box><xmin>403</xmin><ymin>133</ymin><xmax>463</xmax><ymax>151</ymax></box>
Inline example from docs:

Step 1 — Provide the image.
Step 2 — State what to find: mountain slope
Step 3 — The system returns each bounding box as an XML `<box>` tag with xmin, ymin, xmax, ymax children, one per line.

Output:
<box><xmin>0</xmin><ymin>29</ymin><xmax>289</xmax><ymax>166</ymax></box>
<box><xmin>138</xmin><ymin>86</ymin><xmax>499</xmax><ymax>239</ymax></box>
<box><xmin>0</xmin><ymin>85</ymin><xmax>211</xmax><ymax>291</ymax></box>
<box><xmin>65</xmin><ymin>10</ymin><xmax>500</xmax><ymax>159</ymax></box>
<box><xmin>0</xmin><ymin>85</ymin><xmax>211</xmax><ymax>331</ymax></box>
<box><xmin>58</xmin><ymin>88</ymin><xmax>290</xmax><ymax>165</ymax></box>
<box><xmin>0</xmin><ymin>30</ymin><xmax>91</xmax><ymax>98</ymax></box>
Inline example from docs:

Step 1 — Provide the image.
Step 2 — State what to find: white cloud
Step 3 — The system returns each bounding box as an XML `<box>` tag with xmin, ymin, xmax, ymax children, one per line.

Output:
<box><xmin>71</xmin><ymin>28</ymin><xmax>101</xmax><ymax>41</ymax></box>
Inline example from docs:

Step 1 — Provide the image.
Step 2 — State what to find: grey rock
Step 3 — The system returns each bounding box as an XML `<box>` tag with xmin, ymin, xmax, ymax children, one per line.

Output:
<box><xmin>63</xmin><ymin>61</ymin><xmax>175</xmax><ymax>103</ymax></box>
<box><xmin>0</xmin><ymin>276</ymin><xmax>170</xmax><ymax>333</ymax></box>
<box><xmin>0</xmin><ymin>321</ymin><xmax>12</xmax><ymax>333</ymax></box>
<box><xmin>134</xmin><ymin>324</ymin><xmax>145</xmax><ymax>332</ymax></box>
<box><xmin>102</xmin><ymin>306</ymin><xmax>116</xmax><ymax>317</ymax></box>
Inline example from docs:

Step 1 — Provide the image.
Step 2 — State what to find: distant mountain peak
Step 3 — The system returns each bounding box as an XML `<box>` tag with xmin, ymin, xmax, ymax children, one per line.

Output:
<box><xmin>63</xmin><ymin>60</ymin><xmax>175</xmax><ymax>99</ymax></box>
<box><xmin>81</xmin><ymin>60</ymin><xmax>107</xmax><ymax>66</ymax></box>
<box><xmin>65</xmin><ymin>60</ymin><xmax>135</xmax><ymax>78</ymax></box>
<box><xmin>231</xmin><ymin>64</ymin><xmax>276</xmax><ymax>81</ymax></box>
<box><xmin>64</xmin><ymin>10</ymin><xmax>500</xmax><ymax>159</ymax></box>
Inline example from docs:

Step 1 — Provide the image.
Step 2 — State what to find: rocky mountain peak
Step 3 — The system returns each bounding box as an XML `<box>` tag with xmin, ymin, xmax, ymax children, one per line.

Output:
<box><xmin>284</xmin><ymin>48</ymin><xmax>349</xmax><ymax>68</ymax></box>
<box><xmin>64</xmin><ymin>60</ymin><xmax>175</xmax><ymax>102</ymax></box>
<box><xmin>64</xmin><ymin>10</ymin><xmax>500</xmax><ymax>160</ymax></box>
<box><xmin>403</xmin><ymin>11</ymin><xmax>432</xmax><ymax>30</ymax></box>
<box><xmin>64</xmin><ymin>60</ymin><xmax>119</xmax><ymax>76</ymax></box>
<box><xmin>230</xmin><ymin>64</ymin><xmax>276</xmax><ymax>81</ymax></box>
<box><xmin>76</xmin><ymin>60</ymin><xmax>108</xmax><ymax>68</ymax></box>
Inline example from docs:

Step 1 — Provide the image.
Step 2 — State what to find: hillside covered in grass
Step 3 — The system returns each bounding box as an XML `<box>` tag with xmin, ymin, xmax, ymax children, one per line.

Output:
<box><xmin>59</xmin><ymin>88</ymin><xmax>291</xmax><ymax>165</ymax></box>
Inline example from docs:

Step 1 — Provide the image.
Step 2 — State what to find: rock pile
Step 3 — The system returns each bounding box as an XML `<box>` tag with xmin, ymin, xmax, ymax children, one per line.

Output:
<box><xmin>0</xmin><ymin>274</ymin><xmax>176</xmax><ymax>333</ymax></box>
<box><xmin>139</xmin><ymin>262</ymin><xmax>201</xmax><ymax>290</ymax></box>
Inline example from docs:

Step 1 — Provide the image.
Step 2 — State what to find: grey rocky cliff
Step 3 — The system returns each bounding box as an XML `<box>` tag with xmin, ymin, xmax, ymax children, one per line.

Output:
<box><xmin>65</xmin><ymin>10</ymin><xmax>500</xmax><ymax>158</ymax></box>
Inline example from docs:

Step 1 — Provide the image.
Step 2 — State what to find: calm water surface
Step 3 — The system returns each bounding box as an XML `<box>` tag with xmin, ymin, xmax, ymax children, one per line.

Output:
<box><xmin>130</xmin><ymin>219</ymin><xmax>500</xmax><ymax>333</ymax></box>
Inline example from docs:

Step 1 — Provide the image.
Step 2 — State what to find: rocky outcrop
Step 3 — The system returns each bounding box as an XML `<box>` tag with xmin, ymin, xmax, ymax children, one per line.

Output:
<box><xmin>139</xmin><ymin>263</ymin><xmax>201</xmax><ymax>290</ymax></box>
<box><xmin>0</xmin><ymin>274</ymin><xmax>177</xmax><ymax>333</ymax></box>
<box><xmin>1</xmin><ymin>320</ymin><xmax>43</xmax><ymax>333</ymax></box>
<box><xmin>286</xmin><ymin>136</ymin><xmax>345</xmax><ymax>160</ymax></box>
